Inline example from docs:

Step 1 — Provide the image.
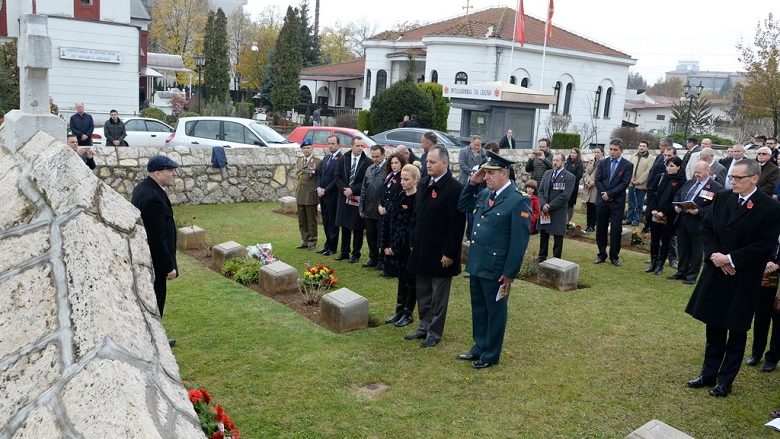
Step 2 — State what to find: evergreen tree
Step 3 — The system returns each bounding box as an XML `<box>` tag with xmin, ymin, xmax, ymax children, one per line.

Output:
<box><xmin>271</xmin><ymin>6</ymin><xmax>303</xmax><ymax>112</ymax></box>
<box><xmin>299</xmin><ymin>0</ymin><xmax>320</xmax><ymax>67</ymax></box>
<box><xmin>203</xmin><ymin>8</ymin><xmax>231</xmax><ymax>104</ymax></box>
<box><xmin>0</xmin><ymin>40</ymin><xmax>20</xmax><ymax>115</ymax></box>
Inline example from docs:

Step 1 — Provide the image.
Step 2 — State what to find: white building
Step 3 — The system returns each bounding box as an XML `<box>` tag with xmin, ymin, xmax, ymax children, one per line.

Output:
<box><xmin>1</xmin><ymin>0</ymin><xmax>151</xmax><ymax>122</ymax></box>
<box><xmin>623</xmin><ymin>90</ymin><xmax>729</xmax><ymax>134</ymax></box>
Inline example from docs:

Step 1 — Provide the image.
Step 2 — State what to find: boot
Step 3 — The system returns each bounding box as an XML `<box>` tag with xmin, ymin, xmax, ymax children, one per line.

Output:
<box><xmin>654</xmin><ymin>258</ymin><xmax>665</xmax><ymax>275</ymax></box>
<box><xmin>644</xmin><ymin>258</ymin><xmax>658</xmax><ymax>273</ymax></box>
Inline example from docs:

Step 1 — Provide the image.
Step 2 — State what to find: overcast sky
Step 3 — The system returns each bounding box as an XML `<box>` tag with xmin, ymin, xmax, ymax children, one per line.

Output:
<box><xmin>244</xmin><ymin>0</ymin><xmax>778</xmax><ymax>83</ymax></box>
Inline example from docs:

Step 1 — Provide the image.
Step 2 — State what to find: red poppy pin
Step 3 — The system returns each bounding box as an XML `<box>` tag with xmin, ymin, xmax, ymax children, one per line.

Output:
<box><xmin>617</xmin><ymin>171</ymin><xmax>623</xmax><ymax>177</ymax></box>
<box><xmin>671</xmin><ymin>181</ymin><xmax>677</xmax><ymax>187</ymax></box>
<box><xmin>431</xmin><ymin>190</ymin><xmax>438</xmax><ymax>199</ymax></box>
<box><xmin>488</xmin><ymin>199</ymin><xmax>495</xmax><ymax>207</ymax></box>
<box><xmin>402</xmin><ymin>204</ymin><xmax>408</xmax><ymax>209</ymax></box>
<box><xmin>391</xmin><ymin>178</ymin><xmax>397</xmax><ymax>184</ymax></box>
<box><xmin>747</xmin><ymin>200</ymin><xmax>754</xmax><ymax>209</ymax></box>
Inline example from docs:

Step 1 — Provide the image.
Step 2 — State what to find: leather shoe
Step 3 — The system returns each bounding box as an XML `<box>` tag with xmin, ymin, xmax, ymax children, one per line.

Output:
<box><xmin>316</xmin><ymin>248</ymin><xmax>327</xmax><ymax>254</ymax></box>
<box><xmin>457</xmin><ymin>353</ymin><xmax>478</xmax><ymax>361</ymax></box>
<box><xmin>394</xmin><ymin>315</ymin><xmax>413</xmax><ymax>327</ymax></box>
<box><xmin>683</xmin><ymin>279</ymin><xmax>696</xmax><ymax>285</ymax></box>
<box><xmin>746</xmin><ymin>355</ymin><xmax>760</xmax><ymax>366</ymax></box>
<box><xmin>610</xmin><ymin>259</ymin><xmax>621</xmax><ymax>266</ymax></box>
<box><xmin>322</xmin><ymin>250</ymin><xmax>334</xmax><ymax>256</ymax></box>
<box><xmin>296</xmin><ymin>243</ymin><xmax>308</xmax><ymax>249</ymax></box>
<box><xmin>349</xmin><ymin>256</ymin><xmax>359</xmax><ymax>263</ymax></box>
<box><xmin>420</xmin><ymin>338</ymin><xmax>438</xmax><ymax>348</ymax></box>
<box><xmin>403</xmin><ymin>330</ymin><xmax>426</xmax><ymax>340</ymax></box>
<box><xmin>384</xmin><ymin>313</ymin><xmax>401</xmax><ymax>324</ymax></box>
<box><xmin>362</xmin><ymin>259</ymin><xmax>377</xmax><ymax>268</ymax></box>
<box><xmin>667</xmin><ymin>273</ymin><xmax>684</xmax><ymax>280</ymax></box>
<box><xmin>761</xmin><ymin>361</ymin><xmax>777</xmax><ymax>372</ymax></box>
<box><xmin>594</xmin><ymin>257</ymin><xmax>606</xmax><ymax>264</ymax></box>
<box><xmin>334</xmin><ymin>254</ymin><xmax>349</xmax><ymax>261</ymax></box>
<box><xmin>709</xmin><ymin>383</ymin><xmax>732</xmax><ymax>397</ymax></box>
<box><xmin>168</xmin><ymin>338</ymin><xmax>176</xmax><ymax>347</ymax></box>
<box><xmin>687</xmin><ymin>375</ymin><xmax>716</xmax><ymax>388</ymax></box>
<box><xmin>471</xmin><ymin>360</ymin><xmax>493</xmax><ymax>369</ymax></box>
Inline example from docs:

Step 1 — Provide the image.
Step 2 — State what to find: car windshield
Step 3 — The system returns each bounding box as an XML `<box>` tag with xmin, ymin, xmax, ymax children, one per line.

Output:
<box><xmin>250</xmin><ymin>122</ymin><xmax>288</xmax><ymax>144</ymax></box>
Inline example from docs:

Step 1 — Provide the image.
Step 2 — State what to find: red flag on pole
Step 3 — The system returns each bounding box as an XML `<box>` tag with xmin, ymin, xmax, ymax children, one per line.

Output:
<box><xmin>514</xmin><ymin>0</ymin><xmax>525</xmax><ymax>46</ymax></box>
<box><xmin>546</xmin><ymin>0</ymin><xmax>554</xmax><ymax>39</ymax></box>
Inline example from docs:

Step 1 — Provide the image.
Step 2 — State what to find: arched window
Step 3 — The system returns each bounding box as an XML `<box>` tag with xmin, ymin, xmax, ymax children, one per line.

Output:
<box><xmin>563</xmin><ymin>83</ymin><xmax>573</xmax><ymax>115</ymax></box>
<box><xmin>376</xmin><ymin>69</ymin><xmax>387</xmax><ymax>94</ymax></box>
<box><xmin>455</xmin><ymin>71</ymin><xmax>468</xmax><ymax>85</ymax></box>
<box><xmin>365</xmin><ymin>70</ymin><xmax>372</xmax><ymax>99</ymax></box>
<box><xmin>552</xmin><ymin>81</ymin><xmax>561</xmax><ymax>113</ymax></box>
<box><xmin>521</xmin><ymin>77</ymin><xmax>529</xmax><ymax>87</ymax></box>
<box><xmin>299</xmin><ymin>86</ymin><xmax>312</xmax><ymax>103</ymax></box>
<box><xmin>510</xmin><ymin>76</ymin><xmax>517</xmax><ymax>85</ymax></box>
<box><xmin>431</xmin><ymin>70</ymin><xmax>438</xmax><ymax>83</ymax></box>
<box><xmin>593</xmin><ymin>86</ymin><xmax>602</xmax><ymax>118</ymax></box>
<box><xmin>604</xmin><ymin>87</ymin><xmax>613</xmax><ymax>118</ymax></box>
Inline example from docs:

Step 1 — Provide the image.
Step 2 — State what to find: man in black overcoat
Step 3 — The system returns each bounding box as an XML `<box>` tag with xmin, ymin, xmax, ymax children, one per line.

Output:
<box><xmin>594</xmin><ymin>138</ymin><xmax>634</xmax><ymax>266</ymax></box>
<box><xmin>685</xmin><ymin>160</ymin><xmax>780</xmax><ymax>397</ymax></box>
<box><xmin>334</xmin><ymin>137</ymin><xmax>370</xmax><ymax>263</ymax></box>
<box><xmin>316</xmin><ymin>135</ymin><xmax>343</xmax><ymax>255</ymax></box>
<box><xmin>404</xmin><ymin>146</ymin><xmax>466</xmax><ymax>348</ymax></box>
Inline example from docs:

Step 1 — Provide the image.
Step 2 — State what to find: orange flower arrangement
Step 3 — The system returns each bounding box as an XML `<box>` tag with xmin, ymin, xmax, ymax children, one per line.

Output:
<box><xmin>187</xmin><ymin>387</ymin><xmax>240</xmax><ymax>439</ymax></box>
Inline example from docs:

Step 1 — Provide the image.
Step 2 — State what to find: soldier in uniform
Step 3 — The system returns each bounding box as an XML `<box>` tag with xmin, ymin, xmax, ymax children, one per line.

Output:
<box><xmin>457</xmin><ymin>151</ymin><xmax>532</xmax><ymax>369</ymax></box>
<box><xmin>295</xmin><ymin>139</ymin><xmax>321</xmax><ymax>250</ymax></box>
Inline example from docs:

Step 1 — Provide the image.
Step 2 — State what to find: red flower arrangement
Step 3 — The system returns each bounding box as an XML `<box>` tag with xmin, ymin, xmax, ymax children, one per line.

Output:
<box><xmin>187</xmin><ymin>387</ymin><xmax>240</xmax><ymax>439</ymax></box>
<box><xmin>299</xmin><ymin>263</ymin><xmax>338</xmax><ymax>304</ymax></box>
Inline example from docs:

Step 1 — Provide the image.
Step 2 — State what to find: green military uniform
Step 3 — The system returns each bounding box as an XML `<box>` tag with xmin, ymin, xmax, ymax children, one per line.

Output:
<box><xmin>457</xmin><ymin>152</ymin><xmax>531</xmax><ymax>367</ymax></box>
<box><xmin>296</xmin><ymin>152</ymin><xmax>321</xmax><ymax>249</ymax></box>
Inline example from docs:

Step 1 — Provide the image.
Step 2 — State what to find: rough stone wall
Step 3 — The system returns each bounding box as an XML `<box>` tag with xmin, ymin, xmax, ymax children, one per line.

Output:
<box><xmin>0</xmin><ymin>131</ymin><xmax>205</xmax><ymax>438</ymax></box>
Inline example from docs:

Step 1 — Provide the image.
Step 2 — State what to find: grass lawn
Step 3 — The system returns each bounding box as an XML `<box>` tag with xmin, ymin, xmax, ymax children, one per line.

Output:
<box><xmin>168</xmin><ymin>202</ymin><xmax>780</xmax><ymax>438</ymax></box>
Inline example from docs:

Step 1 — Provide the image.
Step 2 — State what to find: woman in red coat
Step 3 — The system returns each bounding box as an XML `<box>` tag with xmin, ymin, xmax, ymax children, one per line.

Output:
<box><xmin>524</xmin><ymin>179</ymin><xmax>540</xmax><ymax>234</ymax></box>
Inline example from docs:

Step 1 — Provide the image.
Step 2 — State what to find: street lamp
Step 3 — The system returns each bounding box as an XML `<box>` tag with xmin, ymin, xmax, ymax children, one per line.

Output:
<box><xmin>683</xmin><ymin>80</ymin><xmax>704</xmax><ymax>139</ymax></box>
<box><xmin>195</xmin><ymin>53</ymin><xmax>206</xmax><ymax>114</ymax></box>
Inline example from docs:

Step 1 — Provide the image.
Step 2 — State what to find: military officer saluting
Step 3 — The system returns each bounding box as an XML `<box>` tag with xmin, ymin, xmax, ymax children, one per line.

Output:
<box><xmin>457</xmin><ymin>151</ymin><xmax>532</xmax><ymax>369</ymax></box>
<box><xmin>295</xmin><ymin>139</ymin><xmax>321</xmax><ymax>250</ymax></box>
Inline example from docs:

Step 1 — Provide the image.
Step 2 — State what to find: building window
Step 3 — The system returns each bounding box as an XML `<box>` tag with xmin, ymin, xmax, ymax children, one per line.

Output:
<box><xmin>431</xmin><ymin>70</ymin><xmax>438</xmax><ymax>83</ymax></box>
<box><xmin>345</xmin><ymin>88</ymin><xmax>356</xmax><ymax>108</ymax></box>
<box><xmin>81</xmin><ymin>0</ymin><xmax>93</xmax><ymax>4</ymax></box>
<box><xmin>455</xmin><ymin>72</ymin><xmax>468</xmax><ymax>85</ymax></box>
<box><xmin>604</xmin><ymin>87</ymin><xmax>613</xmax><ymax>118</ymax></box>
<box><xmin>593</xmin><ymin>86</ymin><xmax>602</xmax><ymax>118</ymax></box>
<box><xmin>552</xmin><ymin>82</ymin><xmax>561</xmax><ymax>113</ymax></box>
<box><xmin>376</xmin><ymin>69</ymin><xmax>387</xmax><ymax>94</ymax></box>
<box><xmin>365</xmin><ymin>70</ymin><xmax>371</xmax><ymax>99</ymax></box>
<box><xmin>563</xmin><ymin>83</ymin><xmax>573</xmax><ymax>115</ymax></box>
<box><xmin>336</xmin><ymin>87</ymin><xmax>342</xmax><ymax>106</ymax></box>
<box><xmin>510</xmin><ymin>76</ymin><xmax>517</xmax><ymax>85</ymax></box>
<box><xmin>656</xmin><ymin>114</ymin><xmax>665</xmax><ymax>121</ymax></box>
<box><xmin>521</xmin><ymin>77</ymin><xmax>529</xmax><ymax>87</ymax></box>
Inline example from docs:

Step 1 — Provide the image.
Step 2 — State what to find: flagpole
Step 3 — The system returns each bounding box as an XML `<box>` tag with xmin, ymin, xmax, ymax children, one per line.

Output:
<box><xmin>509</xmin><ymin>0</ymin><xmax>520</xmax><ymax>82</ymax></box>
<box><xmin>533</xmin><ymin>7</ymin><xmax>551</xmax><ymax>147</ymax></box>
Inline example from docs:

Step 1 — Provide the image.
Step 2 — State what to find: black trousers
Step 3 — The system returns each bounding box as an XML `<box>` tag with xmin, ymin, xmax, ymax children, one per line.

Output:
<box><xmin>649</xmin><ymin>221</ymin><xmax>675</xmax><ymax>263</ymax></box>
<box><xmin>320</xmin><ymin>196</ymin><xmax>339</xmax><ymax>252</ymax></box>
<box><xmin>538</xmin><ymin>230</ymin><xmax>563</xmax><ymax>260</ymax></box>
<box><xmin>339</xmin><ymin>226</ymin><xmax>364</xmax><ymax>258</ymax></box>
<box><xmin>701</xmin><ymin>324</ymin><xmax>747</xmax><ymax>386</ymax></box>
<box><xmin>596</xmin><ymin>202</ymin><xmax>624</xmax><ymax>261</ymax></box>
<box><xmin>153</xmin><ymin>271</ymin><xmax>167</xmax><ymax>317</ymax></box>
<box><xmin>586</xmin><ymin>202</ymin><xmax>597</xmax><ymax>229</ymax></box>
<box><xmin>415</xmin><ymin>275</ymin><xmax>453</xmax><ymax>342</ymax></box>
<box><xmin>676</xmin><ymin>229</ymin><xmax>702</xmax><ymax>281</ymax></box>
<box><xmin>364</xmin><ymin>217</ymin><xmax>380</xmax><ymax>261</ymax></box>
<box><xmin>393</xmin><ymin>252</ymin><xmax>416</xmax><ymax>316</ymax></box>
<box><xmin>751</xmin><ymin>286</ymin><xmax>780</xmax><ymax>363</ymax></box>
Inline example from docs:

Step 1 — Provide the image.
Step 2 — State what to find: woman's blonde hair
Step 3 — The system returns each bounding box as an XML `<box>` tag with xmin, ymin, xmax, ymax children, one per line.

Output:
<box><xmin>402</xmin><ymin>163</ymin><xmax>421</xmax><ymax>181</ymax></box>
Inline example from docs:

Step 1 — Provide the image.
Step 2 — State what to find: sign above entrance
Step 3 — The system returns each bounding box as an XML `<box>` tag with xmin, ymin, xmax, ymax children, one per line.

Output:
<box><xmin>59</xmin><ymin>47</ymin><xmax>121</xmax><ymax>64</ymax></box>
<box><xmin>443</xmin><ymin>85</ymin><xmax>502</xmax><ymax>101</ymax></box>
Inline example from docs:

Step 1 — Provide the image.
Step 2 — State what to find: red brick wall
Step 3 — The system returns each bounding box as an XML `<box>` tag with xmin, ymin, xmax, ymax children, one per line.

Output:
<box><xmin>1</xmin><ymin>0</ymin><xmax>8</xmax><ymax>36</ymax></box>
<box><xmin>140</xmin><ymin>30</ymin><xmax>148</xmax><ymax>68</ymax></box>
<box><xmin>73</xmin><ymin>0</ymin><xmax>100</xmax><ymax>21</ymax></box>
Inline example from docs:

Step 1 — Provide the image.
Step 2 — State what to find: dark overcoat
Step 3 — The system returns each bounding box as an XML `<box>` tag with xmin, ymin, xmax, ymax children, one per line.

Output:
<box><xmin>685</xmin><ymin>190</ymin><xmax>780</xmax><ymax>331</ymax></box>
<box><xmin>537</xmin><ymin>168</ymin><xmax>575</xmax><ymax>236</ymax></box>
<box><xmin>674</xmin><ymin>177</ymin><xmax>723</xmax><ymax>234</ymax></box>
<box><xmin>407</xmin><ymin>171</ymin><xmax>466</xmax><ymax>277</ymax></box>
<box><xmin>131</xmin><ymin>177</ymin><xmax>178</xmax><ymax>277</ymax></box>
<box><xmin>334</xmin><ymin>152</ymin><xmax>370</xmax><ymax>230</ymax></box>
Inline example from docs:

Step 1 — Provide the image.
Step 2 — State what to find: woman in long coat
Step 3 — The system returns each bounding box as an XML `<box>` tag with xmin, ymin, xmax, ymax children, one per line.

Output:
<box><xmin>580</xmin><ymin>147</ymin><xmax>603</xmax><ymax>233</ymax></box>
<box><xmin>564</xmin><ymin>148</ymin><xmax>584</xmax><ymax>222</ymax></box>
<box><xmin>645</xmin><ymin>156</ymin><xmax>686</xmax><ymax>274</ymax></box>
<box><xmin>378</xmin><ymin>153</ymin><xmax>406</xmax><ymax>277</ymax></box>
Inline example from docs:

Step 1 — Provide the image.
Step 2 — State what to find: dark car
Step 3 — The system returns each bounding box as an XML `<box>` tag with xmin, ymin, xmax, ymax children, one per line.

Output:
<box><xmin>371</xmin><ymin>128</ymin><xmax>465</xmax><ymax>149</ymax></box>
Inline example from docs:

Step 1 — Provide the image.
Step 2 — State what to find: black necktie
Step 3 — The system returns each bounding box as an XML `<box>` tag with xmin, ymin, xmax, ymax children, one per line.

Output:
<box><xmin>738</xmin><ymin>197</ymin><xmax>746</xmax><ymax>207</ymax></box>
<box><xmin>349</xmin><ymin>157</ymin><xmax>357</xmax><ymax>185</ymax></box>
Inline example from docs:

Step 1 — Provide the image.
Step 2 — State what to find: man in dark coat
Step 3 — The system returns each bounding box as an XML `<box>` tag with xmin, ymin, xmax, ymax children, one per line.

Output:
<box><xmin>359</xmin><ymin>145</ymin><xmax>387</xmax><ymax>267</ymax></box>
<box><xmin>404</xmin><ymin>146</ymin><xmax>466</xmax><ymax>348</ymax></box>
<box><xmin>756</xmin><ymin>146</ymin><xmax>780</xmax><ymax>196</ymax></box>
<box><xmin>669</xmin><ymin>161</ymin><xmax>723</xmax><ymax>284</ymax></box>
<box><xmin>594</xmin><ymin>138</ymin><xmax>634</xmax><ymax>266</ymax></box>
<box><xmin>334</xmin><ymin>137</ymin><xmax>370</xmax><ymax>263</ymax></box>
<box><xmin>457</xmin><ymin>151</ymin><xmax>531</xmax><ymax>369</ymax></box>
<box><xmin>498</xmin><ymin>129</ymin><xmax>516</xmax><ymax>149</ymax></box>
<box><xmin>419</xmin><ymin>131</ymin><xmax>437</xmax><ymax>179</ymax></box>
<box><xmin>685</xmin><ymin>160</ymin><xmax>780</xmax><ymax>397</ymax></box>
<box><xmin>131</xmin><ymin>155</ymin><xmax>180</xmax><ymax>346</ymax></box>
<box><xmin>537</xmin><ymin>153</ymin><xmax>575</xmax><ymax>261</ymax></box>
<box><xmin>69</xmin><ymin>102</ymin><xmax>94</xmax><ymax>146</ymax></box>
<box><xmin>681</xmin><ymin>136</ymin><xmax>701</xmax><ymax>171</ymax></box>
<box><xmin>719</xmin><ymin>144</ymin><xmax>746</xmax><ymax>191</ymax></box>
<box><xmin>316</xmin><ymin>135</ymin><xmax>343</xmax><ymax>255</ymax></box>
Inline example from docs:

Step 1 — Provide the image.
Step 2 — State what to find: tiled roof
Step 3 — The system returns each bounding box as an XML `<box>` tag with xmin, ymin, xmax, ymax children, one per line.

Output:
<box><xmin>369</xmin><ymin>7</ymin><xmax>630</xmax><ymax>59</ymax></box>
<box><xmin>130</xmin><ymin>0</ymin><xmax>150</xmax><ymax>20</ymax></box>
<box><xmin>300</xmin><ymin>58</ymin><xmax>365</xmax><ymax>77</ymax></box>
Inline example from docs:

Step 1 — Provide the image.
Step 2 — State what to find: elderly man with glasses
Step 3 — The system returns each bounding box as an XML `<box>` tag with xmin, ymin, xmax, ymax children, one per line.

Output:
<box><xmin>756</xmin><ymin>146</ymin><xmax>780</xmax><ymax>196</ymax></box>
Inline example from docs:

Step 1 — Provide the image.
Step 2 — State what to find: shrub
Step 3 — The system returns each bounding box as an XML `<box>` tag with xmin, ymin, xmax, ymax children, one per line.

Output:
<box><xmin>610</xmin><ymin>127</ymin><xmax>660</xmax><ymax>149</ymax></box>
<box><xmin>202</xmin><ymin>98</ymin><xmax>236</xmax><ymax>117</ymax></box>
<box><xmin>140</xmin><ymin>107</ymin><xmax>167</xmax><ymax>122</ymax></box>
<box><xmin>234</xmin><ymin>259</ymin><xmax>262</xmax><ymax>285</ymax></box>
<box><xmin>417</xmin><ymin>82</ymin><xmax>450</xmax><ymax>132</ymax></box>
<box><xmin>221</xmin><ymin>258</ymin><xmax>244</xmax><ymax>276</ymax></box>
<box><xmin>236</xmin><ymin>101</ymin><xmax>255</xmax><ymax>119</ymax></box>
<box><xmin>551</xmin><ymin>132</ymin><xmax>581</xmax><ymax>150</ymax></box>
<box><xmin>668</xmin><ymin>132</ymin><xmax>733</xmax><ymax>146</ymax></box>
<box><xmin>517</xmin><ymin>252</ymin><xmax>539</xmax><ymax>280</ymax></box>
<box><xmin>370</xmin><ymin>80</ymin><xmax>434</xmax><ymax>133</ymax></box>
<box><xmin>335</xmin><ymin>113</ymin><xmax>357</xmax><ymax>129</ymax></box>
<box><xmin>357</xmin><ymin>110</ymin><xmax>372</xmax><ymax>134</ymax></box>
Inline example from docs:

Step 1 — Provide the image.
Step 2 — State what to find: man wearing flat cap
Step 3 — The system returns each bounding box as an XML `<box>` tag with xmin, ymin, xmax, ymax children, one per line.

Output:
<box><xmin>295</xmin><ymin>139</ymin><xmax>320</xmax><ymax>250</ymax></box>
<box><xmin>457</xmin><ymin>151</ymin><xmax>531</xmax><ymax>369</ymax></box>
<box><xmin>132</xmin><ymin>155</ymin><xmax>180</xmax><ymax>346</ymax></box>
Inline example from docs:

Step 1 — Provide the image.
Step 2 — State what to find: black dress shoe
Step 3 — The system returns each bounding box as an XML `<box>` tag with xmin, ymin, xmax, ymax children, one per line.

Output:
<box><xmin>683</xmin><ymin>279</ymin><xmax>696</xmax><ymax>285</ymax></box>
<box><xmin>394</xmin><ymin>315</ymin><xmax>413</xmax><ymax>327</ymax></box>
<box><xmin>610</xmin><ymin>259</ymin><xmax>621</xmax><ymax>266</ymax></box>
<box><xmin>687</xmin><ymin>375</ymin><xmax>716</xmax><ymax>388</ymax></box>
<box><xmin>709</xmin><ymin>383</ymin><xmax>732</xmax><ymax>397</ymax></box>
<box><xmin>594</xmin><ymin>257</ymin><xmax>607</xmax><ymax>264</ymax></box>
<box><xmin>296</xmin><ymin>243</ymin><xmax>308</xmax><ymax>249</ymax></box>
<box><xmin>316</xmin><ymin>248</ymin><xmax>327</xmax><ymax>254</ymax></box>
<box><xmin>667</xmin><ymin>273</ymin><xmax>684</xmax><ymax>280</ymax></box>
<box><xmin>761</xmin><ymin>361</ymin><xmax>777</xmax><ymax>372</ymax></box>
<box><xmin>471</xmin><ymin>360</ymin><xmax>493</xmax><ymax>369</ymax></box>
<box><xmin>322</xmin><ymin>250</ymin><xmax>334</xmax><ymax>256</ymax></box>
<box><xmin>349</xmin><ymin>256</ymin><xmax>359</xmax><ymax>263</ymax></box>
<box><xmin>362</xmin><ymin>259</ymin><xmax>377</xmax><ymax>268</ymax></box>
<box><xmin>168</xmin><ymin>338</ymin><xmax>176</xmax><ymax>347</ymax></box>
<box><xmin>420</xmin><ymin>338</ymin><xmax>438</xmax><ymax>348</ymax></box>
<box><xmin>746</xmin><ymin>355</ymin><xmax>760</xmax><ymax>366</ymax></box>
<box><xmin>457</xmin><ymin>353</ymin><xmax>478</xmax><ymax>361</ymax></box>
<box><xmin>403</xmin><ymin>330</ymin><xmax>426</xmax><ymax>340</ymax></box>
<box><xmin>384</xmin><ymin>313</ymin><xmax>401</xmax><ymax>324</ymax></box>
<box><xmin>334</xmin><ymin>254</ymin><xmax>349</xmax><ymax>261</ymax></box>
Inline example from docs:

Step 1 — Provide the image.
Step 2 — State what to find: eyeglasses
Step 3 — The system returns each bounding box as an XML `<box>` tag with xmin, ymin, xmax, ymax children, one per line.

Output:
<box><xmin>728</xmin><ymin>174</ymin><xmax>756</xmax><ymax>182</ymax></box>
<box><xmin>757</xmin><ymin>152</ymin><xmax>770</xmax><ymax>155</ymax></box>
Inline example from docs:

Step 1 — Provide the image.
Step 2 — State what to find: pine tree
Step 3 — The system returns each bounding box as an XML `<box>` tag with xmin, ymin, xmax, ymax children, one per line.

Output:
<box><xmin>271</xmin><ymin>6</ymin><xmax>303</xmax><ymax>112</ymax></box>
<box><xmin>299</xmin><ymin>0</ymin><xmax>320</xmax><ymax>67</ymax></box>
<box><xmin>203</xmin><ymin>8</ymin><xmax>231</xmax><ymax>104</ymax></box>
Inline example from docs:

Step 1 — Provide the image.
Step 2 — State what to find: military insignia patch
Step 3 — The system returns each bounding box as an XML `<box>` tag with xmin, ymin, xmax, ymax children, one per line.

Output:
<box><xmin>520</xmin><ymin>211</ymin><xmax>530</xmax><ymax>218</ymax></box>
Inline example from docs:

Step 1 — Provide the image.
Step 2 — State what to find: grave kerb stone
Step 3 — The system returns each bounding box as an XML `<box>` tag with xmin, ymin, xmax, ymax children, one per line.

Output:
<box><xmin>212</xmin><ymin>241</ymin><xmax>245</xmax><ymax>269</ymax></box>
<box><xmin>258</xmin><ymin>260</ymin><xmax>298</xmax><ymax>295</ymax></box>
<box><xmin>176</xmin><ymin>225</ymin><xmax>206</xmax><ymax>250</ymax></box>
<box><xmin>536</xmin><ymin>258</ymin><xmax>580</xmax><ymax>292</ymax></box>
<box><xmin>320</xmin><ymin>288</ymin><xmax>369</xmax><ymax>333</ymax></box>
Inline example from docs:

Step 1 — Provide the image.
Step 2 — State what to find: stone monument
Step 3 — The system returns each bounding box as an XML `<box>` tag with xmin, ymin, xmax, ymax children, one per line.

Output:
<box><xmin>0</xmin><ymin>15</ymin><xmax>204</xmax><ymax>438</ymax></box>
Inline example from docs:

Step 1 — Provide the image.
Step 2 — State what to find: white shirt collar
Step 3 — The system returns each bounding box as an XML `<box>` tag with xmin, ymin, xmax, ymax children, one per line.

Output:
<box><xmin>493</xmin><ymin>180</ymin><xmax>513</xmax><ymax>197</ymax></box>
<box><xmin>739</xmin><ymin>187</ymin><xmax>758</xmax><ymax>202</ymax></box>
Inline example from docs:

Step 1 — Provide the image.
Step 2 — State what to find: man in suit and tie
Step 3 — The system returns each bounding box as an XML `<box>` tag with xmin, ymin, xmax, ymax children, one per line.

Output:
<box><xmin>682</xmin><ymin>136</ymin><xmax>702</xmax><ymax>174</ymax></box>
<box><xmin>499</xmin><ymin>129</ymin><xmax>516</xmax><ymax>149</ymax></box>
<box><xmin>334</xmin><ymin>137</ymin><xmax>371</xmax><ymax>263</ymax></box>
<box><xmin>456</xmin><ymin>151</ymin><xmax>531</xmax><ymax>369</ymax></box>
<box><xmin>669</xmin><ymin>161</ymin><xmax>724</xmax><ymax>284</ymax></box>
<box><xmin>756</xmin><ymin>146</ymin><xmax>780</xmax><ymax>196</ymax></box>
<box><xmin>686</xmin><ymin>159</ymin><xmax>780</xmax><ymax>397</ymax></box>
<box><xmin>295</xmin><ymin>139</ymin><xmax>321</xmax><ymax>250</ymax></box>
<box><xmin>404</xmin><ymin>146</ymin><xmax>466</xmax><ymax>348</ymax></box>
<box><xmin>537</xmin><ymin>153</ymin><xmax>575</xmax><ymax>261</ymax></box>
<box><xmin>316</xmin><ymin>135</ymin><xmax>342</xmax><ymax>255</ymax></box>
<box><xmin>685</xmin><ymin>138</ymin><xmax>711</xmax><ymax>179</ymax></box>
<box><xmin>719</xmin><ymin>144</ymin><xmax>745</xmax><ymax>191</ymax></box>
<box><xmin>419</xmin><ymin>131</ymin><xmax>437</xmax><ymax>179</ymax></box>
<box><xmin>594</xmin><ymin>138</ymin><xmax>634</xmax><ymax>266</ymax></box>
<box><xmin>698</xmin><ymin>148</ymin><xmax>727</xmax><ymax>185</ymax></box>
<box><xmin>359</xmin><ymin>145</ymin><xmax>388</xmax><ymax>267</ymax></box>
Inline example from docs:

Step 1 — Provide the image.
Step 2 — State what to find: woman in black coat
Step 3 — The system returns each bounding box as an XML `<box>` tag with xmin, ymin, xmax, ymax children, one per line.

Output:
<box><xmin>564</xmin><ymin>148</ymin><xmax>584</xmax><ymax>222</ymax></box>
<box><xmin>383</xmin><ymin>164</ymin><xmax>419</xmax><ymax>327</ymax></box>
<box><xmin>645</xmin><ymin>156</ymin><xmax>686</xmax><ymax>274</ymax></box>
<box><xmin>377</xmin><ymin>153</ymin><xmax>407</xmax><ymax>276</ymax></box>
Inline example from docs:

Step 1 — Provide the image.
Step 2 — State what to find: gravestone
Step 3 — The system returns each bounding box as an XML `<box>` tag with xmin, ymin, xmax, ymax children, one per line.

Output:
<box><xmin>626</xmin><ymin>419</ymin><xmax>693</xmax><ymax>439</ymax></box>
<box><xmin>277</xmin><ymin>196</ymin><xmax>297</xmax><ymax>214</ymax></box>
<box><xmin>212</xmin><ymin>241</ymin><xmax>245</xmax><ymax>269</ymax></box>
<box><xmin>461</xmin><ymin>241</ymin><xmax>470</xmax><ymax>265</ymax></box>
<box><xmin>320</xmin><ymin>288</ymin><xmax>369</xmax><ymax>333</ymax></box>
<box><xmin>258</xmin><ymin>260</ymin><xmax>298</xmax><ymax>295</ymax></box>
<box><xmin>176</xmin><ymin>225</ymin><xmax>206</xmax><ymax>250</ymax></box>
<box><xmin>621</xmin><ymin>227</ymin><xmax>633</xmax><ymax>247</ymax></box>
<box><xmin>537</xmin><ymin>258</ymin><xmax>580</xmax><ymax>291</ymax></box>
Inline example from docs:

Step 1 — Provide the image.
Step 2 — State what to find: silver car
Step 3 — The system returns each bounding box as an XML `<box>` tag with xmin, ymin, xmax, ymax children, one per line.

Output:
<box><xmin>166</xmin><ymin>116</ymin><xmax>299</xmax><ymax>148</ymax></box>
<box><xmin>371</xmin><ymin>128</ymin><xmax>465</xmax><ymax>149</ymax></box>
<box><xmin>93</xmin><ymin>117</ymin><xmax>174</xmax><ymax>147</ymax></box>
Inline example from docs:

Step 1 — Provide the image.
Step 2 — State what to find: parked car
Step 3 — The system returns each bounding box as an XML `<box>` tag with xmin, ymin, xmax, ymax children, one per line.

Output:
<box><xmin>92</xmin><ymin>117</ymin><xmax>174</xmax><ymax>147</ymax></box>
<box><xmin>166</xmin><ymin>117</ymin><xmax>299</xmax><ymax>148</ymax></box>
<box><xmin>288</xmin><ymin>126</ymin><xmax>377</xmax><ymax>149</ymax></box>
<box><xmin>371</xmin><ymin>128</ymin><xmax>466</xmax><ymax>149</ymax></box>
